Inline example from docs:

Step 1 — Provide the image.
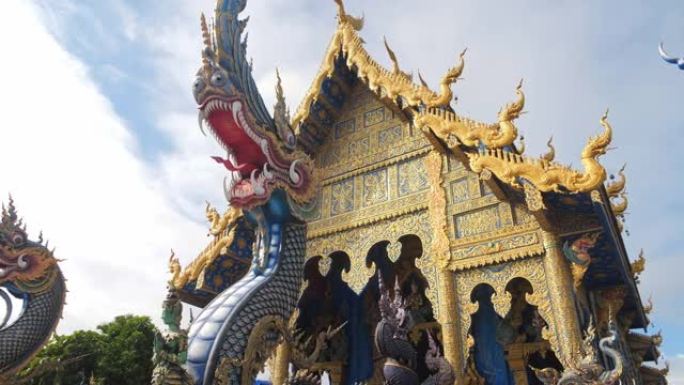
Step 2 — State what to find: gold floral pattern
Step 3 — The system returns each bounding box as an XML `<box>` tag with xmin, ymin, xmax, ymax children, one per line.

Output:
<box><xmin>362</xmin><ymin>169</ymin><xmax>389</xmax><ymax>206</ymax></box>
<box><xmin>398</xmin><ymin>158</ymin><xmax>429</xmax><ymax>196</ymax></box>
<box><xmin>364</xmin><ymin>107</ymin><xmax>385</xmax><ymax>127</ymax></box>
<box><xmin>454</xmin><ymin>205</ymin><xmax>502</xmax><ymax>238</ymax></box>
<box><xmin>330</xmin><ymin>178</ymin><xmax>354</xmax><ymax>216</ymax></box>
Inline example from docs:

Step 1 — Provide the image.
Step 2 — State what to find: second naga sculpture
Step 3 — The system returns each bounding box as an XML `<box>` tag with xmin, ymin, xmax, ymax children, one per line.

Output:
<box><xmin>0</xmin><ymin>197</ymin><xmax>66</xmax><ymax>380</ymax></box>
<box><xmin>533</xmin><ymin>322</ymin><xmax>623</xmax><ymax>385</ymax></box>
<box><xmin>375</xmin><ymin>272</ymin><xmax>455</xmax><ymax>385</ymax></box>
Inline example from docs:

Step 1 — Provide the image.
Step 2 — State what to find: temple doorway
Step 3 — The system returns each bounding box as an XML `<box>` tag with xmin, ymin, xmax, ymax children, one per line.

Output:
<box><xmin>499</xmin><ymin>278</ymin><xmax>563</xmax><ymax>385</ymax></box>
<box><xmin>295</xmin><ymin>234</ymin><xmax>438</xmax><ymax>385</ymax></box>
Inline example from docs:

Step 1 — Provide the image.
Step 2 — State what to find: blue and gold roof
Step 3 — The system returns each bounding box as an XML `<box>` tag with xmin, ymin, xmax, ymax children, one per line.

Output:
<box><xmin>169</xmin><ymin>205</ymin><xmax>256</xmax><ymax>307</ymax></box>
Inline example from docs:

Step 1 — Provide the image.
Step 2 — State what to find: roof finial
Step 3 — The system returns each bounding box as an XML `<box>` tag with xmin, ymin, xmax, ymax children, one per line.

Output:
<box><xmin>333</xmin><ymin>0</ymin><xmax>364</xmax><ymax>30</ymax></box>
<box><xmin>517</xmin><ymin>135</ymin><xmax>526</xmax><ymax>154</ymax></box>
<box><xmin>384</xmin><ymin>37</ymin><xmax>401</xmax><ymax>75</ymax></box>
<box><xmin>607</xmin><ymin>164</ymin><xmax>627</xmax><ymax>197</ymax></box>
<box><xmin>541</xmin><ymin>136</ymin><xmax>555</xmax><ymax>162</ymax></box>
<box><xmin>418</xmin><ymin>71</ymin><xmax>429</xmax><ymax>88</ymax></box>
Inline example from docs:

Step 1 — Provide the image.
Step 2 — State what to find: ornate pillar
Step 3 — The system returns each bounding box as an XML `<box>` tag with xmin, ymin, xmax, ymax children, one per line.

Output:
<box><xmin>425</xmin><ymin>151</ymin><xmax>462</xmax><ymax>383</ymax></box>
<box><xmin>541</xmin><ymin>230</ymin><xmax>582</xmax><ymax>367</ymax></box>
<box><xmin>271</xmin><ymin>341</ymin><xmax>290</xmax><ymax>385</ymax></box>
<box><xmin>437</xmin><ymin>268</ymin><xmax>463</xmax><ymax>384</ymax></box>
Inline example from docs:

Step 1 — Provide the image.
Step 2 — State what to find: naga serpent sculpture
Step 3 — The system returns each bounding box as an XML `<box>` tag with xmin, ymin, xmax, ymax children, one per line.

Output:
<box><xmin>533</xmin><ymin>322</ymin><xmax>623</xmax><ymax>385</ymax></box>
<box><xmin>374</xmin><ymin>272</ymin><xmax>419</xmax><ymax>385</ymax></box>
<box><xmin>185</xmin><ymin>0</ymin><xmax>316</xmax><ymax>384</ymax></box>
<box><xmin>0</xmin><ymin>197</ymin><xmax>66</xmax><ymax>378</ymax></box>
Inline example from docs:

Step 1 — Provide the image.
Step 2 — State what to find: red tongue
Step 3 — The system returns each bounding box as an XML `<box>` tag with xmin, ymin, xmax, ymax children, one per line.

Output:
<box><xmin>211</xmin><ymin>156</ymin><xmax>258</xmax><ymax>174</ymax></box>
<box><xmin>211</xmin><ymin>156</ymin><xmax>248</xmax><ymax>172</ymax></box>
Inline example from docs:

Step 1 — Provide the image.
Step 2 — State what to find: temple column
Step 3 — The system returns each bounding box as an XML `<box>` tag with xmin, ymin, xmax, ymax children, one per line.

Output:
<box><xmin>541</xmin><ymin>230</ymin><xmax>582</xmax><ymax>367</ymax></box>
<box><xmin>437</xmin><ymin>268</ymin><xmax>462</xmax><ymax>385</ymax></box>
<box><xmin>425</xmin><ymin>150</ymin><xmax>462</xmax><ymax>384</ymax></box>
<box><xmin>272</xmin><ymin>341</ymin><xmax>290</xmax><ymax>385</ymax></box>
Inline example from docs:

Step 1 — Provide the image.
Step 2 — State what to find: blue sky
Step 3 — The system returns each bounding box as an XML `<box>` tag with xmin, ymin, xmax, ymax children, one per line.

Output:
<box><xmin>0</xmin><ymin>0</ymin><xmax>682</xmax><ymax>382</ymax></box>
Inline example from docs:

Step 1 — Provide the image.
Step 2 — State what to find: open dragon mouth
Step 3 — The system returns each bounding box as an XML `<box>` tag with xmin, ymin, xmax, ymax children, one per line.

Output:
<box><xmin>198</xmin><ymin>96</ymin><xmax>304</xmax><ymax>207</ymax></box>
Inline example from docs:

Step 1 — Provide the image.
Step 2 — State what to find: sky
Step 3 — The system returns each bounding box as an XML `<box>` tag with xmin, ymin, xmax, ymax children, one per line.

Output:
<box><xmin>0</xmin><ymin>0</ymin><xmax>682</xmax><ymax>382</ymax></box>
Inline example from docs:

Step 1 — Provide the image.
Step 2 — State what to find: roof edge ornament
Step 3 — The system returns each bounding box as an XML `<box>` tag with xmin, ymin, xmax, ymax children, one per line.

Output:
<box><xmin>168</xmin><ymin>206</ymin><xmax>243</xmax><ymax>290</ymax></box>
<box><xmin>541</xmin><ymin>136</ymin><xmax>555</xmax><ymax>162</ymax></box>
<box><xmin>606</xmin><ymin>163</ymin><xmax>626</xmax><ymax>197</ymax></box>
<box><xmin>334</xmin><ymin>0</ymin><xmax>364</xmax><ymax>31</ymax></box>
<box><xmin>467</xmin><ymin>110</ymin><xmax>612</xmax><ymax>193</ymax></box>
<box><xmin>414</xmin><ymin>78</ymin><xmax>524</xmax><ymax>149</ymax></box>
<box><xmin>611</xmin><ymin>191</ymin><xmax>628</xmax><ymax>216</ymax></box>
<box><xmin>291</xmin><ymin>15</ymin><xmax>465</xmax><ymax>128</ymax></box>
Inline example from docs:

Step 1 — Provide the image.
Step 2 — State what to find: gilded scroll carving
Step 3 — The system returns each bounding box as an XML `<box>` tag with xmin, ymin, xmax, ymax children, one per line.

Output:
<box><xmin>425</xmin><ymin>151</ymin><xmax>450</xmax><ymax>270</ymax></box>
<box><xmin>306</xmin><ymin>210</ymin><xmax>440</xmax><ymax>318</ymax></box>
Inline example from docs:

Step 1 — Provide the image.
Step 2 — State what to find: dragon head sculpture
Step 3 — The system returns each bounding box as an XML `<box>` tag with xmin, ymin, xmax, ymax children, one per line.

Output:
<box><xmin>192</xmin><ymin>1</ymin><xmax>314</xmax><ymax>210</ymax></box>
<box><xmin>0</xmin><ymin>197</ymin><xmax>65</xmax><ymax>377</ymax></box>
<box><xmin>0</xmin><ymin>197</ymin><xmax>58</xmax><ymax>294</ymax></box>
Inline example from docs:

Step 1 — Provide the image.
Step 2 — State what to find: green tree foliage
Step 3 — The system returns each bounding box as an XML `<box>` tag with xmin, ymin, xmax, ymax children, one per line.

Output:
<box><xmin>15</xmin><ymin>315</ymin><xmax>157</xmax><ymax>385</ymax></box>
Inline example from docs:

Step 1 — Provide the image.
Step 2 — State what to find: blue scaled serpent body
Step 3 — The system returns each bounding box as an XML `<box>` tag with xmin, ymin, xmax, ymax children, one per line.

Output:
<box><xmin>0</xmin><ymin>198</ymin><xmax>66</xmax><ymax>377</ymax></box>
<box><xmin>184</xmin><ymin>0</ymin><xmax>315</xmax><ymax>384</ymax></box>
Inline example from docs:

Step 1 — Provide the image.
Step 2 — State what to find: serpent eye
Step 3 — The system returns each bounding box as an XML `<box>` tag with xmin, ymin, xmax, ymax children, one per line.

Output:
<box><xmin>210</xmin><ymin>71</ymin><xmax>227</xmax><ymax>87</ymax></box>
<box><xmin>193</xmin><ymin>77</ymin><xmax>206</xmax><ymax>93</ymax></box>
<box><xmin>10</xmin><ymin>232</ymin><xmax>25</xmax><ymax>246</ymax></box>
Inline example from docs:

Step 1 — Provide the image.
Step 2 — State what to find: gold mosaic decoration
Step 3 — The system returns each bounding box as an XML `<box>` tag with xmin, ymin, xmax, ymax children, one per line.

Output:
<box><xmin>454</xmin><ymin>205</ymin><xmax>502</xmax><ymax>239</ymax></box>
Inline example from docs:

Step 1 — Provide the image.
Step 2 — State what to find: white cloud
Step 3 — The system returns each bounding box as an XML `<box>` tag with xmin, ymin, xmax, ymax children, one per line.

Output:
<box><xmin>666</xmin><ymin>355</ymin><xmax>684</xmax><ymax>385</ymax></box>
<box><xmin>0</xmin><ymin>0</ymin><xmax>211</xmax><ymax>332</ymax></box>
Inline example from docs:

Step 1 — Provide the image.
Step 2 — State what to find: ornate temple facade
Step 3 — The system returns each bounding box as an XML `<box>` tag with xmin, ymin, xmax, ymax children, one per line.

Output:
<box><xmin>170</xmin><ymin>2</ymin><xmax>666</xmax><ymax>385</ymax></box>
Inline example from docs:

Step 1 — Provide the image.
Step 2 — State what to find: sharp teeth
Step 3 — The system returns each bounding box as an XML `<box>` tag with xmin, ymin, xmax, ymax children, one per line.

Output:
<box><xmin>289</xmin><ymin>160</ymin><xmax>301</xmax><ymax>184</ymax></box>
<box><xmin>231</xmin><ymin>101</ymin><xmax>241</xmax><ymax>126</ymax></box>
<box><xmin>223</xmin><ymin>175</ymin><xmax>234</xmax><ymax>202</ymax></box>
<box><xmin>262</xmin><ymin>164</ymin><xmax>273</xmax><ymax>180</ymax></box>
<box><xmin>198</xmin><ymin>111</ymin><xmax>207</xmax><ymax>136</ymax></box>
<box><xmin>228</xmin><ymin>154</ymin><xmax>239</xmax><ymax>169</ymax></box>
<box><xmin>251</xmin><ymin>169</ymin><xmax>265</xmax><ymax>196</ymax></box>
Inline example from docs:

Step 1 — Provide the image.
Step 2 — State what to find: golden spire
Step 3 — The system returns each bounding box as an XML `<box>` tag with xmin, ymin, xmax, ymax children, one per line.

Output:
<box><xmin>541</xmin><ymin>136</ymin><xmax>555</xmax><ymax>162</ymax></box>
<box><xmin>606</xmin><ymin>164</ymin><xmax>627</xmax><ymax>197</ymax></box>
